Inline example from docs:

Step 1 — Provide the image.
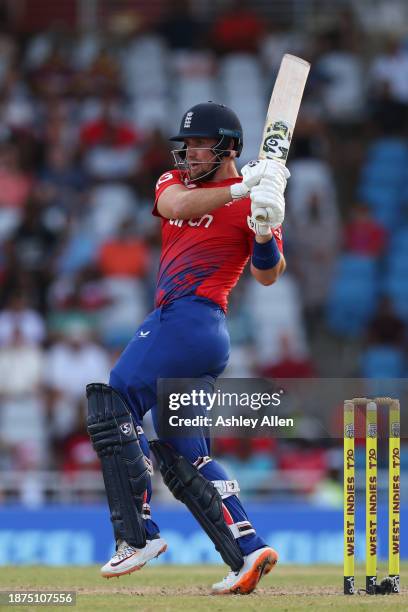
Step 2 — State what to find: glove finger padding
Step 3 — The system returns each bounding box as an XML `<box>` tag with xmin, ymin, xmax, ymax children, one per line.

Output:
<box><xmin>252</xmin><ymin>207</ymin><xmax>269</xmax><ymax>222</ymax></box>
<box><xmin>251</xmin><ymin>186</ymin><xmax>285</xmax><ymax>211</ymax></box>
<box><xmin>262</xmin><ymin>161</ymin><xmax>290</xmax><ymax>184</ymax></box>
<box><xmin>250</xmin><ymin>196</ymin><xmax>285</xmax><ymax>228</ymax></box>
<box><xmin>241</xmin><ymin>158</ymin><xmax>290</xmax><ymax>190</ymax></box>
<box><xmin>251</xmin><ymin>184</ymin><xmax>285</xmax><ymax>204</ymax></box>
<box><xmin>241</xmin><ymin>159</ymin><xmax>270</xmax><ymax>189</ymax></box>
<box><xmin>247</xmin><ymin>215</ymin><xmax>272</xmax><ymax>236</ymax></box>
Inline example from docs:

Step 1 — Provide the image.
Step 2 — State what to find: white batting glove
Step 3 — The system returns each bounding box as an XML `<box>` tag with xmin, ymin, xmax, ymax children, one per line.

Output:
<box><xmin>247</xmin><ymin>215</ymin><xmax>272</xmax><ymax>236</ymax></box>
<box><xmin>262</xmin><ymin>159</ymin><xmax>290</xmax><ymax>188</ymax></box>
<box><xmin>230</xmin><ymin>158</ymin><xmax>289</xmax><ymax>200</ymax></box>
<box><xmin>250</xmin><ymin>176</ymin><xmax>286</xmax><ymax>228</ymax></box>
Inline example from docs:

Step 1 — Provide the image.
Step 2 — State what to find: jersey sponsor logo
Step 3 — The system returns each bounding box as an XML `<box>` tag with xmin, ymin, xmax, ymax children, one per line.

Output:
<box><xmin>169</xmin><ymin>214</ymin><xmax>213</xmax><ymax>229</ymax></box>
<box><xmin>188</xmin><ymin>214</ymin><xmax>213</xmax><ymax>228</ymax></box>
<box><xmin>156</xmin><ymin>172</ymin><xmax>174</xmax><ymax>188</ymax></box>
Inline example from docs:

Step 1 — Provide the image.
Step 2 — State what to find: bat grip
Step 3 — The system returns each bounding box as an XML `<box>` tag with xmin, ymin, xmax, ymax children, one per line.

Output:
<box><xmin>253</xmin><ymin>208</ymin><xmax>268</xmax><ymax>222</ymax></box>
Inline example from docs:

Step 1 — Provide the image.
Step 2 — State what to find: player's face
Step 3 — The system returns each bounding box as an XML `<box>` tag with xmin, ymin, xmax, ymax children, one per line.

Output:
<box><xmin>184</xmin><ymin>137</ymin><xmax>219</xmax><ymax>180</ymax></box>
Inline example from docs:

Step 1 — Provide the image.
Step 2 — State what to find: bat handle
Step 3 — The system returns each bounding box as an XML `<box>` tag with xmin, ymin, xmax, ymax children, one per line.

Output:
<box><xmin>253</xmin><ymin>207</ymin><xmax>268</xmax><ymax>222</ymax></box>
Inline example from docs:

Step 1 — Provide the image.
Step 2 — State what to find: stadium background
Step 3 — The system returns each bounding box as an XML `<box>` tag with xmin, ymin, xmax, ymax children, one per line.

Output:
<box><xmin>0</xmin><ymin>0</ymin><xmax>407</xmax><ymax>566</ymax></box>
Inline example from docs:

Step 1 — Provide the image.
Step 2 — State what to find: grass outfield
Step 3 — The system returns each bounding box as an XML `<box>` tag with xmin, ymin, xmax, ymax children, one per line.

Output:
<box><xmin>0</xmin><ymin>564</ymin><xmax>407</xmax><ymax>611</ymax></box>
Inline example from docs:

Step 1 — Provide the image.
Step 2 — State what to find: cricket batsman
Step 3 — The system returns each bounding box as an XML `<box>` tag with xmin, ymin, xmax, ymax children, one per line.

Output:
<box><xmin>86</xmin><ymin>102</ymin><xmax>288</xmax><ymax>594</ymax></box>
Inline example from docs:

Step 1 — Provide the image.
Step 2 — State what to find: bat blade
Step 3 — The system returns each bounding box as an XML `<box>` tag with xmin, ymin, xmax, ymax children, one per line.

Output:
<box><xmin>255</xmin><ymin>54</ymin><xmax>310</xmax><ymax>222</ymax></box>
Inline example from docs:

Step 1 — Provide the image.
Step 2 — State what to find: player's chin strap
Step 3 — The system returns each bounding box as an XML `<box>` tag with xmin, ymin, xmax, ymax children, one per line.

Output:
<box><xmin>149</xmin><ymin>440</ymin><xmax>244</xmax><ymax>572</ymax></box>
<box><xmin>171</xmin><ymin>138</ymin><xmax>232</xmax><ymax>184</ymax></box>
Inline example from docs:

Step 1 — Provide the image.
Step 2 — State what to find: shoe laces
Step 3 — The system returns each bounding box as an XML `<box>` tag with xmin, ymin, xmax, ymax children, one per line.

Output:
<box><xmin>114</xmin><ymin>540</ymin><xmax>137</xmax><ymax>561</ymax></box>
<box><xmin>221</xmin><ymin>569</ymin><xmax>239</xmax><ymax>584</ymax></box>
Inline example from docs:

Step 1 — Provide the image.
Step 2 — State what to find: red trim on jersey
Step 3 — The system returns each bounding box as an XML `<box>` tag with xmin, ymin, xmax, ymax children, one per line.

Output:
<box><xmin>153</xmin><ymin>171</ymin><xmax>183</xmax><ymax>217</ymax></box>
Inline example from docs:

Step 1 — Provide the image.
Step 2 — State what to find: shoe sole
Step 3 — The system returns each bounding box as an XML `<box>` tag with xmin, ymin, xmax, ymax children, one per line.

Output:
<box><xmin>213</xmin><ymin>548</ymin><xmax>278</xmax><ymax>595</ymax></box>
<box><xmin>101</xmin><ymin>544</ymin><xmax>167</xmax><ymax>579</ymax></box>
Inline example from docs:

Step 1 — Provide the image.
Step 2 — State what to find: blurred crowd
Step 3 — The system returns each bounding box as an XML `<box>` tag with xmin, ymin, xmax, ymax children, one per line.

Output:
<box><xmin>1</xmin><ymin>0</ymin><xmax>408</xmax><ymax>504</ymax></box>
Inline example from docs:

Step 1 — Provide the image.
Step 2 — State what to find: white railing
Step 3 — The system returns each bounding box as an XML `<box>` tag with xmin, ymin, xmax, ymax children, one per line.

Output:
<box><xmin>0</xmin><ymin>468</ymin><xmax>404</xmax><ymax>505</ymax></box>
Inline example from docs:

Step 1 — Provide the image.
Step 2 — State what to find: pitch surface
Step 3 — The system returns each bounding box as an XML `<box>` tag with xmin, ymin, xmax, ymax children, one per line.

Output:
<box><xmin>1</xmin><ymin>564</ymin><xmax>407</xmax><ymax>610</ymax></box>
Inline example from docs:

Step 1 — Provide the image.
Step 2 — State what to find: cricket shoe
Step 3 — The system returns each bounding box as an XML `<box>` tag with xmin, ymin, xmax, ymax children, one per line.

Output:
<box><xmin>211</xmin><ymin>546</ymin><xmax>278</xmax><ymax>595</ymax></box>
<box><xmin>101</xmin><ymin>537</ymin><xmax>167</xmax><ymax>578</ymax></box>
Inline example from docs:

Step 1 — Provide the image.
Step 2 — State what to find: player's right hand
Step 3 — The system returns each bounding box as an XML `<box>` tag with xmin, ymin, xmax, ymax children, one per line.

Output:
<box><xmin>251</xmin><ymin>176</ymin><xmax>285</xmax><ymax>225</ymax></box>
<box><xmin>231</xmin><ymin>159</ymin><xmax>290</xmax><ymax>200</ymax></box>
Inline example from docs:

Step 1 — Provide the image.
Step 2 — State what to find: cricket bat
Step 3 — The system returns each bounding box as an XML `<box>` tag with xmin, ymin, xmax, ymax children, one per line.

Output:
<box><xmin>254</xmin><ymin>54</ymin><xmax>310</xmax><ymax>222</ymax></box>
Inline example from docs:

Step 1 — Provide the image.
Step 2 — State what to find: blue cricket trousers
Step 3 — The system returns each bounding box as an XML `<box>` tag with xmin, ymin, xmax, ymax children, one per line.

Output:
<box><xmin>110</xmin><ymin>296</ymin><xmax>266</xmax><ymax>555</ymax></box>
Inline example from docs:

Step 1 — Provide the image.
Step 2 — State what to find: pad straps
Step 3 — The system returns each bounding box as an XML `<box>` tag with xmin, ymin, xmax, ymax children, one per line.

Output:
<box><xmin>150</xmin><ymin>440</ymin><xmax>244</xmax><ymax>571</ymax></box>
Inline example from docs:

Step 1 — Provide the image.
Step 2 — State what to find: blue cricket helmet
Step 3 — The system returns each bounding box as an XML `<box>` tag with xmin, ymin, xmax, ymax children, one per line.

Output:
<box><xmin>170</xmin><ymin>101</ymin><xmax>243</xmax><ymax>157</ymax></box>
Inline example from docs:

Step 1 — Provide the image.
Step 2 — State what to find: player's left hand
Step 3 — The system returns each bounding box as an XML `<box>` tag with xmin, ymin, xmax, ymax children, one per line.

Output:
<box><xmin>262</xmin><ymin>159</ymin><xmax>290</xmax><ymax>187</ymax></box>
<box><xmin>250</xmin><ymin>176</ymin><xmax>286</xmax><ymax>228</ymax></box>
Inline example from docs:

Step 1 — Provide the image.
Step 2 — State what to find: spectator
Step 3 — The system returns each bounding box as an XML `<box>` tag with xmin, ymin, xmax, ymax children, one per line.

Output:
<box><xmin>134</xmin><ymin>128</ymin><xmax>172</xmax><ymax>196</ymax></box>
<box><xmin>260</xmin><ymin>22</ymin><xmax>307</xmax><ymax>74</ymax></box>
<box><xmin>258</xmin><ymin>334</ymin><xmax>316</xmax><ymax>379</ymax></box>
<box><xmin>3</xmin><ymin>192</ymin><xmax>60</xmax><ymax>311</ymax></box>
<box><xmin>343</xmin><ymin>203</ymin><xmax>387</xmax><ymax>257</ymax></box>
<box><xmin>80</xmin><ymin>95</ymin><xmax>143</xmax><ymax>181</ymax></box>
<box><xmin>2</xmin><ymin>88</ymin><xmax>35</xmax><ymax>134</ymax></box>
<box><xmin>210</xmin><ymin>0</ymin><xmax>265</xmax><ymax>55</ymax></box>
<box><xmin>0</xmin><ymin>326</ymin><xmax>47</xmax><ymax>470</ymax></box>
<box><xmin>0</xmin><ymin>142</ymin><xmax>33</xmax><ymax>240</ymax></box>
<box><xmin>77</xmin><ymin>47</ymin><xmax>120</xmax><ymax>97</ymax></box>
<box><xmin>245</xmin><ymin>274</ymin><xmax>309</xmax><ymax>368</ymax></box>
<box><xmin>40</xmin><ymin>97</ymin><xmax>78</xmax><ymax>150</ymax></box>
<box><xmin>0</xmin><ymin>291</ymin><xmax>46</xmax><ymax>346</ymax></box>
<box><xmin>53</xmin><ymin>220</ymin><xmax>99</xmax><ymax>276</ymax></box>
<box><xmin>366</xmin><ymin>297</ymin><xmax>405</xmax><ymax>347</ymax></box>
<box><xmin>157</xmin><ymin>0</ymin><xmax>203</xmax><ymax>50</ymax></box>
<box><xmin>55</xmin><ymin>398</ymin><xmax>99</xmax><ymax>477</ymax></box>
<box><xmin>43</xmin><ymin>320</ymin><xmax>110</xmax><ymax>437</ymax></box>
<box><xmin>29</xmin><ymin>46</ymin><xmax>75</xmax><ymax>98</ymax></box>
<box><xmin>84</xmin><ymin>183</ymin><xmax>138</xmax><ymax>239</ymax></box>
<box><xmin>278</xmin><ymin>440</ymin><xmax>328</xmax><ymax>494</ymax></box>
<box><xmin>288</xmin><ymin>190</ymin><xmax>339</xmax><ymax>325</ymax></box>
<box><xmin>287</xmin><ymin>133</ymin><xmax>337</xmax><ymax>225</ymax></box>
<box><xmin>80</xmin><ymin>96</ymin><xmax>141</xmax><ymax>150</ymax></box>
<box><xmin>313</xmin><ymin>26</ymin><xmax>364</xmax><ymax>121</ymax></box>
<box><xmin>47</xmin><ymin>267</ymin><xmax>105</xmax><ymax>337</ymax></box>
<box><xmin>98</xmin><ymin>218</ymin><xmax>150</xmax><ymax>278</ymax></box>
<box><xmin>39</xmin><ymin>144</ymin><xmax>86</xmax><ymax>214</ymax></box>
<box><xmin>369</xmin><ymin>35</ymin><xmax>408</xmax><ymax>105</ymax></box>
<box><xmin>0</xmin><ymin>327</ymin><xmax>44</xmax><ymax>395</ymax></box>
<box><xmin>0</xmin><ymin>5</ymin><xmax>17</xmax><ymax>87</ymax></box>
<box><xmin>215</xmin><ymin>437</ymin><xmax>277</xmax><ymax>495</ymax></box>
<box><xmin>310</xmin><ymin>467</ymin><xmax>342</xmax><ymax>507</ymax></box>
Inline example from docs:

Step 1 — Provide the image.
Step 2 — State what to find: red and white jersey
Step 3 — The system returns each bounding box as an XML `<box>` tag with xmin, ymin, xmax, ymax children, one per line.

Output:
<box><xmin>153</xmin><ymin>169</ymin><xmax>284</xmax><ymax>312</ymax></box>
